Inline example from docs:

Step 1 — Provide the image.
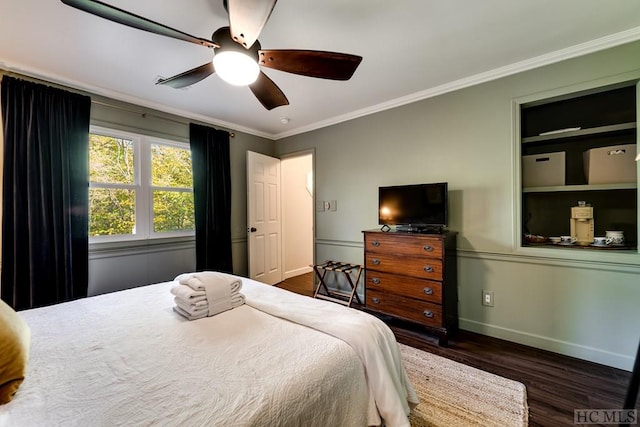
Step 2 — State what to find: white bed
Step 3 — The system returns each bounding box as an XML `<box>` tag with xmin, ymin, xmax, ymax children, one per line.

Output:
<box><xmin>1</xmin><ymin>274</ymin><xmax>417</xmax><ymax>427</ymax></box>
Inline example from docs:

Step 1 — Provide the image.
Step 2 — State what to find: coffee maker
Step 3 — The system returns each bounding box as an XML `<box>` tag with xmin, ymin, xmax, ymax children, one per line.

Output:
<box><xmin>571</xmin><ymin>202</ymin><xmax>594</xmax><ymax>245</ymax></box>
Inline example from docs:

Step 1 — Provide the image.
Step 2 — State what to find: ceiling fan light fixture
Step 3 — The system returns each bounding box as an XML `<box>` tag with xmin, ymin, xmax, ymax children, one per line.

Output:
<box><xmin>213</xmin><ymin>51</ymin><xmax>260</xmax><ymax>86</ymax></box>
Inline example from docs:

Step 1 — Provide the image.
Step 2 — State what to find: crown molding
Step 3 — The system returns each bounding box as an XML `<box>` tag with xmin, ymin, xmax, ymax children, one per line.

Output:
<box><xmin>274</xmin><ymin>26</ymin><xmax>640</xmax><ymax>140</ymax></box>
<box><xmin>4</xmin><ymin>26</ymin><xmax>640</xmax><ymax>141</ymax></box>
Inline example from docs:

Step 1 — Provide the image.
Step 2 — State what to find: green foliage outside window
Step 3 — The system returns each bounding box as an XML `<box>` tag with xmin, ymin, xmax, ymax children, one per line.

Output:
<box><xmin>89</xmin><ymin>188</ymin><xmax>136</xmax><ymax>236</ymax></box>
<box><xmin>151</xmin><ymin>143</ymin><xmax>194</xmax><ymax>233</ymax></box>
<box><xmin>89</xmin><ymin>133</ymin><xmax>195</xmax><ymax>237</ymax></box>
<box><xmin>151</xmin><ymin>143</ymin><xmax>193</xmax><ymax>187</ymax></box>
<box><xmin>89</xmin><ymin>134</ymin><xmax>134</xmax><ymax>184</ymax></box>
<box><xmin>153</xmin><ymin>191</ymin><xmax>194</xmax><ymax>233</ymax></box>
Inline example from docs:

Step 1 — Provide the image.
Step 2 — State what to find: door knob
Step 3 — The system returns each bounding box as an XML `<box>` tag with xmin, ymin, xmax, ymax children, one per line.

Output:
<box><xmin>248</xmin><ymin>227</ymin><xmax>257</xmax><ymax>232</ymax></box>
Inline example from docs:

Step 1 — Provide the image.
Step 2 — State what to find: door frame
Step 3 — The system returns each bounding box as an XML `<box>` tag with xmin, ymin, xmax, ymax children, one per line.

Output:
<box><xmin>280</xmin><ymin>148</ymin><xmax>316</xmax><ymax>278</ymax></box>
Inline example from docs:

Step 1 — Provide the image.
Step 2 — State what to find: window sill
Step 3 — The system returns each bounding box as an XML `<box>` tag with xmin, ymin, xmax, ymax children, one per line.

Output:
<box><xmin>89</xmin><ymin>235</ymin><xmax>195</xmax><ymax>258</ymax></box>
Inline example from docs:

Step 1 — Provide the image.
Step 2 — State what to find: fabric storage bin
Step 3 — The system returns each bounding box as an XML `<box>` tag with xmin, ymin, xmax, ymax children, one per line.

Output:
<box><xmin>522</xmin><ymin>152</ymin><xmax>565</xmax><ymax>187</ymax></box>
<box><xmin>583</xmin><ymin>144</ymin><xmax>637</xmax><ymax>184</ymax></box>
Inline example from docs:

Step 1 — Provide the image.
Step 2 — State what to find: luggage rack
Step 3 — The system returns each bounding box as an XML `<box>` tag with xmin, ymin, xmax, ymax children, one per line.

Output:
<box><xmin>312</xmin><ymin>260</ymin><xmax>363</xmax><ymax>307</ymax></box>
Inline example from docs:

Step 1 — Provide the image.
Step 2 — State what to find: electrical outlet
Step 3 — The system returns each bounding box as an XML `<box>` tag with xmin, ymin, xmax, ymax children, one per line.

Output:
<box><xmin>482</xmin><ymin>290</ymin><xmax>494</xmax><ymax>307</ymax></box>
<box><xmin>316</xmin><ymin>201</ymin><xmax>325</xmax><ymax>212</ymax></box>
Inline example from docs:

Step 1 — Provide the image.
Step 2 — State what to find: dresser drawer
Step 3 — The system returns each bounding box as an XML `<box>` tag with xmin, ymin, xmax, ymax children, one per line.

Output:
<box><xmin>365</xmin><ymin>253</ymin><xmax>443</xmax><ymax>281</ymax></box>
<box><xmin>366</xmin><ymin>271</ymin><xmax>442</xmax><ymax>304</ymax></box>
<box><xmin>365</xmin><ymin>233</ymin><xmax>443</xmax><ymax>259</ymax></box>
<box><xmin>366</xmin><ymin>290</ymin><xmax>443</xmax><ymax>327</ymax></box>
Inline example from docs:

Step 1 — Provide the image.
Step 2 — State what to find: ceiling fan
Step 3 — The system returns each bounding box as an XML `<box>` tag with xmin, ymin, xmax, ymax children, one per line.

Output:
<box><xmin>60</xmin><ymin>0</ymin><xmax>363</xmax><ymax>110</ymax></box>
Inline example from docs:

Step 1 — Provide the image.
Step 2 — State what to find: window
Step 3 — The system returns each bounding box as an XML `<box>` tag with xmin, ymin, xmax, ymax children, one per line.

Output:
<box><xmin>89</xmin><ymin>127</ymin><xmax>194</xmax><ymax>241</ymax></box>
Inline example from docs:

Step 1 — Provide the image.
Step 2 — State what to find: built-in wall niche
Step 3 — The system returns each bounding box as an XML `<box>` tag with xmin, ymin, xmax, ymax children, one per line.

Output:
<box><xmin>523</xmin><ymin>189</ymin><xmax>637</xmax><ymax>245</ymax></box>
<box><xmin>519</xmin><ymin>81</ymin><xmax>638</xmax><ymax>251</ymax></box>
<box><xmin>521</xmin><ymin>86</ymin><xmax>636</xmax><ymax>138</ymax></box>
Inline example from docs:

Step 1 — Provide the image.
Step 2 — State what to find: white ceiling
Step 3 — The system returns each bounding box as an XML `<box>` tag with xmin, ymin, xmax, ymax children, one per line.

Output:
<box><xmin>2</xmin><ymin>1</ymin><xmax>640</xmax><ymax>139</ymax></box>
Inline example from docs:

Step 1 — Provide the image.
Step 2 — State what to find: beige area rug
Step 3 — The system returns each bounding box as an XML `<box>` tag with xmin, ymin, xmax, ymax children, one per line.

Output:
<box><xmin>399</xmin><ymin>343</ymin><xmax>529</xmax><ymax>427</ymax></box>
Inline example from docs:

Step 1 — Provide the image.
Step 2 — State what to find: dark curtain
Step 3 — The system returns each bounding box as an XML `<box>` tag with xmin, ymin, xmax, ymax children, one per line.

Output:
<box><xmin>189</xmin><ymin>123</ymin><xmax>233</xmax><ymax>273</ymax></box>
<box><xmin>1</xmin><ymin>76</ymin><xmax>91</xmax><ymax>310</ymax></box>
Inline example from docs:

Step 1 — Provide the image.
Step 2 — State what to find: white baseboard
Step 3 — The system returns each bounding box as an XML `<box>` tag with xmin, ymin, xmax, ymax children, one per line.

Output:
<box><xmin>284</xmin><ymin>266</ymin><xmax>313</xmax><ymax>280</ymax></box>
<box><xmin>460</xmin><ymin>318</ymin><xmax>635</xmax><ymax>371</ymax></box>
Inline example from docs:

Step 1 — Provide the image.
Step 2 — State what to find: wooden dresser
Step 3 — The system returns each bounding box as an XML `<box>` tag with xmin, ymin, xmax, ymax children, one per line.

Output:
<box><xmin>363</xmin><ymin>230</ymin><xmax>458</xmax><ymax>345</ymax></box>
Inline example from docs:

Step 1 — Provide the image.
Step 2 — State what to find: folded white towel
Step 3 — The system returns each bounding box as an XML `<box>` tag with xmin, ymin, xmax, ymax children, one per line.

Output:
<box><xmin>174</xmin><ymin>297</ymin><xmax>209</xmax><ymax>317</ymax></box>
<box><xmin>176</xmin><ymin>272</ymin><xmax>244</xmax><ymax>316</ymax></box>
<box><xmin>174</xmin><ymin>297</ymin><xmax>208</xmax><ymax>308</ymax></box>
<box><xmin>230</xmin><ymin>292</ymin><xmax>245</xmax><ymax>307</ymax></box>
<box><xmin>173</xmin><ymin>305</ymin><xmax>207</xmax><ymax>321</ymax></box>
<box><xmin>170</xmin><ymin>283</ymin><xmax>206</xmax><ymax>303</ymax></box>
<box><xmin>177</xmin><ymin>272</ymin><xmax>242</xmax><ymax>294</ymax></box>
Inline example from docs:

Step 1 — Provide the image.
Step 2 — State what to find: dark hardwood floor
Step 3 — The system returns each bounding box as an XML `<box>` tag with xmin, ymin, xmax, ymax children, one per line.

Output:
<box><xmin>276</xmin><ymin>272</ymin><xmax>638</xmax><ymax>427</ymax></box>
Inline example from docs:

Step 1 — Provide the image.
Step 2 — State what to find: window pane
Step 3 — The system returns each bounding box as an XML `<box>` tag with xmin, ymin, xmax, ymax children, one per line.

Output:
<box><xmin>151</xmin><ymin>144</ymin><xmax>193</xmax><ymax>188</ymax></box>
<box><xmin>89</xmin><ymin>134</ymin><xmax>135</xmax><ymax>184</ymax></box>
<box><xmin>89</xmin><ymin>188</ymin><xmax>136</xmax><ymax>236</ymax></box>
<box><xmin>153</xmin><ymin>191</ymin><xmax>195</xmax><ymax>233</ymax></box>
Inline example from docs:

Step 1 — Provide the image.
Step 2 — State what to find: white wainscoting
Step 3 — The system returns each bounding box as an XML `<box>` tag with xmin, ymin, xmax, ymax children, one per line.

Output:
<box><xmin>316</xmin><ymin>239</ymin><xmax>640</xmax><ymax>371</ymax></box>
<box><xmin>88</xmin><ymin>238</ymin><xmax>196</xmax><ymax>296</ymax></box>
<box><xmin>89</xmin><ymin>237</ymin><xmax>249</xmax><ymax>296</ymax></box>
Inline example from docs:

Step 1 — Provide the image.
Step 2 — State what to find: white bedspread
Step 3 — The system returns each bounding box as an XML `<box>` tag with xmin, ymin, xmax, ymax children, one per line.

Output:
<box><xmin>1</xmin><ymin>278</ymin><xmax>373</xmax><ymax>427</ymax></box>
<box><xmin>239</xmin><ymin>276</ymin><xmax>418</xmax><ymax>427</ymax></box>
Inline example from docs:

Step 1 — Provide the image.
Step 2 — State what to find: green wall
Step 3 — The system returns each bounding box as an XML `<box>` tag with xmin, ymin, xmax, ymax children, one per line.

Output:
<box><xmin>275</xmin><ymin>40</ymin><xmax>640</xmax><ymax>370</ymax></box>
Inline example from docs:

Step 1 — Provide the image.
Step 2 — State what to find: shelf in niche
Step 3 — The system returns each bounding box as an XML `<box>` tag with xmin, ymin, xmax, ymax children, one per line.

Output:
<box><xmin>523</xmin><ymin>183</ymin><xmax>637</xmax><ymax>193</ymax></box>
<box><xmin>522</xmin><ymin>122</ymin><xmax>636</xmax><ymax>144</ymax></box>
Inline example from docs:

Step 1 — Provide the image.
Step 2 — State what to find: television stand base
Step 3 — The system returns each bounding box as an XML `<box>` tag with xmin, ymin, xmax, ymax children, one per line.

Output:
<box><xmin>396</xmin><ymin>225</ymin><xmax>445</xmax><ymax>234</ymax></box>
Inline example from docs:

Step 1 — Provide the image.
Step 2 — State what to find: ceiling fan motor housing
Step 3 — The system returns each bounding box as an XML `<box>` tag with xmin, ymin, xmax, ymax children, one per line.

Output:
<box><xmin>212</xmin><ymin>26</ymin><xmax>260</xmax><ymax>60</ymax></box>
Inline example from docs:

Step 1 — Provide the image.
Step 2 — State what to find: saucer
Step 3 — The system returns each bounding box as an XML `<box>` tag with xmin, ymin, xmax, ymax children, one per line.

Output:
<box><xmin>557</xmin><ymin>242</ymin><xmax>575</xmax><ymax>246</ymax></box>
<box><xmin>591</xmin><ymin>243</ymin><xmax>608</xmax><ymax>247</ymax></box>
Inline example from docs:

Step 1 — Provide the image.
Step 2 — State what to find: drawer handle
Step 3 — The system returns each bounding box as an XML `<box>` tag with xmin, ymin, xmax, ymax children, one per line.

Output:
<box><xmin>372</xmin><ymin>278</ymin><xmax>380</xmax><ymax>285</ymax></box>
<box><xmin>372</xmin><ymin>240</ymin><xmax>380</xmax><ymax>247</ymax></box>
<box><xmin>423</xmin><ymin>287</ymin><xmax>433</xmax><ymax>295</ymax></box>
<box><xmin>423</xmin><ymin>266</ymin><xmax>434</xmax><ymax>273</ymax></box>
<box><xmin>423</xmin><ymin>245</ymin><xmax>433</xmax><ymax>252</ymax></box>
<box><xmin>372</xmin><ymin>259</ymin><xmax>380</xmax><ymax>265</ymax></box>
<box><xmin>372</xmin><ymin>297</ymin><xmax>380</xmax><ymax>304</ymax></box>
<box><xmin>423</xmin><ymin>310</ymin><xmax>434</xmax><ymax>318</ymax></box>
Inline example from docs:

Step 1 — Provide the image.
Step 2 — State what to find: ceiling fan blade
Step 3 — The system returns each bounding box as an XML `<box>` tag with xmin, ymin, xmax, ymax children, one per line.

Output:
<box><xmin>249</xmin><ymin>71</ymin><xmax>289</xmax><ymax>110</ymax></box>
<box><xmin>156</xmin><ymin>63</ymin><xmax>215</xmax><ymax>89</ymax></box>
<box><xmin>258</xmin><ymin>50</ymin><xmax>362</xmax><ymax>80</ymax></box>
<box><xmin>227</xmin><ymin>0</ymin><xmax>277</xmax><ymax>48</ymax></box>
<box><xmin>60</xmin><ymin>0</ymin><xmax>218</xmax><ymax>48</ymax></box>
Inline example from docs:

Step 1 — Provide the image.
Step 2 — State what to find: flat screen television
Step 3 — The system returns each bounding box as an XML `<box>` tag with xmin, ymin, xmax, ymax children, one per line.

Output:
<box><xmin>378</xmin><ymin>182</ymin><xmax>448</xmax><ymax>232</ymax></box>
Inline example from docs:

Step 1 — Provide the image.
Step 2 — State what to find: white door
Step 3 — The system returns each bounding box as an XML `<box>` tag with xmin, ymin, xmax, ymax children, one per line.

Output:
<box><xmin>247</xmin><ymin>151</ymin><xmax>282</xmax><ymax>285</ymax></box>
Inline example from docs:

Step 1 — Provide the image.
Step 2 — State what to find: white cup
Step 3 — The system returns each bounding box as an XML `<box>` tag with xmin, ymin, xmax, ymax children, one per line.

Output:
<box><xmin>593</xmin><ymin>237</ymin><xmax>607</xmax><ymax>246</ymax></box>
<box><xmin>560</xmin><ymin>235</ymin><xmax>576</xmax><ymax>244</ymax></box>
<box><xmin>605</xmin><ymin>230</ymin><xmax>624</xmax><ymax>246</ymax></box>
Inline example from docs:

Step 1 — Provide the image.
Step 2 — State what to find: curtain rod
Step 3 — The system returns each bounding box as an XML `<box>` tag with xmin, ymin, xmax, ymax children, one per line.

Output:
<box><xmin>90</xmin><ymin>99</ymin><xmax>235</xmax><ymax>138</ymax></box>
<box><xmin>0</xmin><ymin>72</ymin><xmax>234</xmax><ymax>138</ymax></box>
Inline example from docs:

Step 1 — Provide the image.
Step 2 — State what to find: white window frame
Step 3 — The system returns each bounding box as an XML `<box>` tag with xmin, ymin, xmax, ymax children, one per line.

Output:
<box><xmin>89</xmin><ymin>126</ymin><xmax>195</xmax><ymax>243</ymax></box>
